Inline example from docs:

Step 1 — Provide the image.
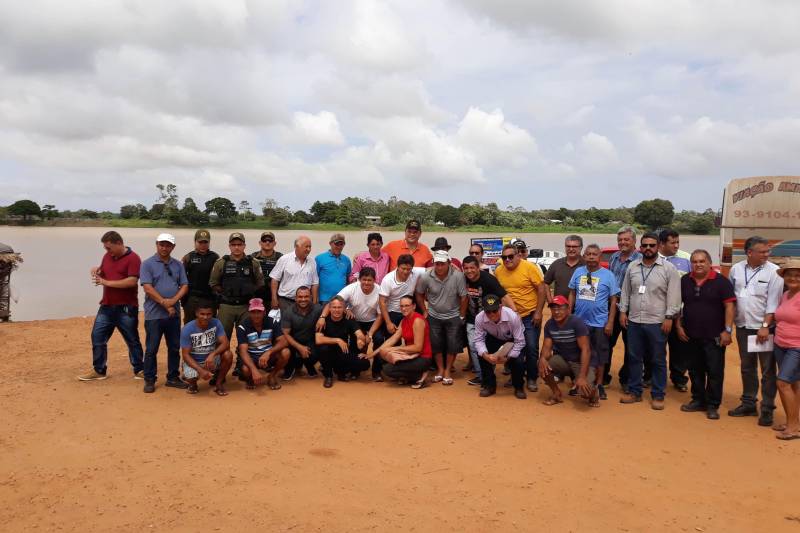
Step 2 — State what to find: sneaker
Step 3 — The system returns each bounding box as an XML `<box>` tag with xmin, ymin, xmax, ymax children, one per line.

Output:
<box><xmin>479</xmin><ymin>387</ymin><xmax>496</xmax><ymax>397</ymax></box>
<box><xmin>467</xmin><ymin>376</ymin><xmax>482</xmax><ymax>386</ymax></box>
<box><xmin>758</xmin><ymin>411</ymin><xmax>774</xmax><ymax>427</ymax></box>
<box><xmin>727</xmin><ymin>404</ymin><xmax>758</xmax><ymax>417</ymax></box>
<box><xmin>514</xmin><ymin>388</ymin><xmax>527</xmax><ymax>400</ymax></box>
<box><xmin>526</xmin><ymin>379</ymin><xmax>538</xmax><ymax>393</ymax></box>
<box><xmin>143</xmin><ymin>381</ymin><xmax>155</xmax><ymax>393</ymax></box>
<box><xmin>78</xmin><ymin>370</ymin><xmax>108</xmax><ymax>381</ymax></box>
<box><xmin>133</xmin><ymin>370</ymin><xmax>144</xmax><ymax>380</ymax></box>
<box><xmin>281</xmin><ymin>367</ymin><xmax>296</xmax><ymax>382</ymax></box>
<box><xmin>620</xmin><ymin>393</ymin><xmax>642</xmax><ymax>404</ymax></box>
<box><xmin>680</xmin><ymin>400</ymin><xmax>706</xmax><ymax>412</ymax></box>
<box><xmin>598</xmin><ymin>385</ymin><xmax>608</xmax><ymax>400</ymax></box>
<box><xmin>165</xmin><ymin>378</ymin><xmax>189</xmax><ymax>390</ymax></box>
<box><xmin>706</xmin><ymin>408</ymin><xmax>720</xmax><ymax>420</ymax></box>
<box><xmin>371</xmin><ymin>374</ymin><xmax>384</xmax><ymax>383</ymax></box>
<box><xmin>651</xmin><ymin>398</ymin><xmax>665</xmax><ymax>411</ymax></box>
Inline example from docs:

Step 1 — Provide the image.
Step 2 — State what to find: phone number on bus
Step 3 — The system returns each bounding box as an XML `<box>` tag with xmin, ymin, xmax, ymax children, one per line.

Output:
<box><xmin>732</xmin><ymin>210</ymin><xmax>800</xmax><ymax>219</ymax></box>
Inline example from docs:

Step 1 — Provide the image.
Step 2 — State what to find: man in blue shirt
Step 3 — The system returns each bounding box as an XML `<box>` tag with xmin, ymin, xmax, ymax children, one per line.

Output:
<box><xmin>569</xmin><ymin>244</ymin><xmax>620</xmax><ymax>400</ymax></box>
<box><xmin>180</xmin><ymin>301</ymin><xmax>233</xmax><ymax>396</ymax></box>
<box><xmin>140</xmin><ymin>233</ymin><xmax>189</xmax><ymax>393</ymax></box>
<box><xmin>316</xmin><ymin>233</ymin><xmax>351</xmax><ymax>304</ymax></box>
<box><xmin>607</xmin><ymin>226</ymin><xmax>642</xmax><ymax>390</ymax></box>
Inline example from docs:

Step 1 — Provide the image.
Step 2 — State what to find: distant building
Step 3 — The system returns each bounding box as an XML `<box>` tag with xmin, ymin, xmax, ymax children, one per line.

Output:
<box><xmin>364</xmin><ymin>215</ymin><xmax>381</xmax><ymax>225</ymax></box>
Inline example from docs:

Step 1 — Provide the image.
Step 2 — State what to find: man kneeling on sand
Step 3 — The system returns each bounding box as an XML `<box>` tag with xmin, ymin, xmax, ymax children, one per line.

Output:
<box><xmin>236</xmin><ymin>298</ymin><xmax>290</xmax><ymax>390</ymax></box>
<box><xmin>538</xmin><ymin>296</ymin><xmax>599</xmax><ymax>407</ymax></box>
<box><xmin>474</xmin><ymin>294</ymin><xmax>527</xmax><ymax>399</ymax></box>
<box><xmin>180</xmin><ymin>301</ymin><xmax>233</xmax><ymax>396</ymax></box>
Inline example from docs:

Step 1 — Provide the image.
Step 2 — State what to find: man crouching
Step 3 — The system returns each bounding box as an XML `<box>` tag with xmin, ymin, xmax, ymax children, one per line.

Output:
<box><xmin>236</xmin><ymin>298</ymin><xmax>290</xmax><ymax>390</ymax></box>
<box><xmin>180</xmin><ymin>301</ymin><xmax>233</xmax><ymax>396</ymax></box>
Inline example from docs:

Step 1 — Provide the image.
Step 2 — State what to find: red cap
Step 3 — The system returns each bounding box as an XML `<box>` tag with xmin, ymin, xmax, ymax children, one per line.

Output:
<box><xmin>248</xmin><ymin>298</ymin><xmax>266</xmax><ymax>311</ymax></box>
<box><xmin>549</xmin><ymin>295</ymin><xmax>569</xmax><ymax>307</ymax></box>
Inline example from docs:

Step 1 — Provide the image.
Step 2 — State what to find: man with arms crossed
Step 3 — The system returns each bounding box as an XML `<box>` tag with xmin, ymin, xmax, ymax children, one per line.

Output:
<box><xmin>180</xmin><ymin>301</ymin><xmax>233</xmax><ymax>396</ymax></box>
<box><xmin>249</xmin><ymin>231</ymin><xmax>283</xmax><ymax>310</ymax></box>
<box><xmin>544</xmin><ymin>235</ymin><xmax>585</xmax><ymax>301</ymax></box>
<box><xmin>316</xmin><ymin>233</ymin><xmax>351</xmax><ymax>304</ymax></box>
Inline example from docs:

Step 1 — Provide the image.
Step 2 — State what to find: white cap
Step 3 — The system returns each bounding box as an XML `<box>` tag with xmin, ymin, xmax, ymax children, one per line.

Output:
<box><xmin>156</xmin><ymin>233</ymin><xmax>176</xmax><ymax>245</ymax></box>
<box><xmin>433</xmin><ymin>250</ymin><xmax>450</xmax><ymax>263</ymax></box>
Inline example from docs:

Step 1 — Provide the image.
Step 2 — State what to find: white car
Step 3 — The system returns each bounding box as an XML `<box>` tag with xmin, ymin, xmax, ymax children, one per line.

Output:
<box><xmin>526</xmin><ymin>249</ymin><xmax>564</xmax><ymax>274</ymax></box>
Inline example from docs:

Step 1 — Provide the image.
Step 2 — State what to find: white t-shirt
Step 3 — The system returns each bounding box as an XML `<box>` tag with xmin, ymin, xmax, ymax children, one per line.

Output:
<box><xmin>379</xmin><ymin>267</ymin><xmax>426</xmax><ymax>313</ymax></box>
<box><xmin>337</xmin><ymin>281</ymin><xmax>380</xmax><ymax>322</ymax></box>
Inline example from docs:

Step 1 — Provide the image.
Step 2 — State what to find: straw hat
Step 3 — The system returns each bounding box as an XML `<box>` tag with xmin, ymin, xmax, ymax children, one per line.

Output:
<box><xmin>777</xmin><ymin>260</ymin><xmax>800</xmax><ymax>277</ymax></box>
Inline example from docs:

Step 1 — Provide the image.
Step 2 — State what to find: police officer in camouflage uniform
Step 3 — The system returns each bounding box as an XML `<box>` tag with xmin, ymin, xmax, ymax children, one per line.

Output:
<box><xmin>181</xmin><ymin>229</ymin><xmax>220</xmax><ymax>325</ymax></box>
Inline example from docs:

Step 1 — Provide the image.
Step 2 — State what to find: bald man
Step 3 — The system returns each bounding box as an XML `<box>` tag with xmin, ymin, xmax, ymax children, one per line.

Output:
<box><xmin>270</xmin><ymin>235</ymin><xmax>320</xmax><ymax>315</ymax></box>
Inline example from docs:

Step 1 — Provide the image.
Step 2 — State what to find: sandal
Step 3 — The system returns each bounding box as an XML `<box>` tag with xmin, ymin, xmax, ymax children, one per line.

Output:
<box><xmin>411</xmin><ymin>379</ymin><xmax>428</xmax><ymax>389</ymax></box>
<box><xmin>433</xmin><ymin>375</ymin><xmax>444</xmax><ymax>383</ymax></box>
<box><xmin>542</xmin><ymin>397</ymin><xmax>563</xmax><ymax>406</ymax></box>
<box><xmin>776</xmin><ymin>432</ymin><xmax>800</xmax><ymax>441</ymax></box>
<box><xmin>214</xmin><ymin>385</ymin><xmax>229</xmax><ymax>396</ymax></box>
<box><xmin>772</xmin><ymin>424</ymin><xmax>787</xmax><ymax>432</ymax></box>
<box><xmin>442</xmin><ymin>377</ymin><xmax>454</xmax><ymax>386</ymax></box>
<box><xmin>268</xmin><ymin>376</ymin><xmax>282</xmax><ymax>390</ymax></box>
<box><xmin>186</xmin><ymin>383</ymin><xmax>199</xmax><ymax>394</ymax></box>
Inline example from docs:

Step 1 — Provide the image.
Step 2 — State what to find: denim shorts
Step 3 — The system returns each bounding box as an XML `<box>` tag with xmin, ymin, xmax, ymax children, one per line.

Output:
<box><xmin>774</xmin><ymin>345</ymin><xmax>800</xmax><ymax>383</ymax></box>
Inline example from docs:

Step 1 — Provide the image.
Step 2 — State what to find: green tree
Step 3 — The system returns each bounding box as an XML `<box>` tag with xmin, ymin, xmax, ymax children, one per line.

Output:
<box><xmin>41</xmin><ymin>204</ymin><xmax>59</xmax><ymax>219</ymax></box>
<box><xmin>633</xmin><ymin>199</ymin><xmax>674</xmax><ymax>230</ymax></box>
<box><xmin>7</xmin><ymin>199</ymin><xmax>41</xmax><ymax>220</ymax></box>
<box><xmin>310</xmin><ymin>200</ymin><xmax>339</xmax><ymax>223</ymax></box>
<box><xmin>120</xmin><ymin>205</ymin><xmax>139</xmax><ymax>219</ymax></box>
<box><xmin>148</xmin><ymin>203</ymin><xmax>165</xmax><ymax>219</ymax></box>
<box><xmin>180</xmin><ymin>198</ymin><xmax>208</xmax><ymax>225</ymax></box>
<box><xmin>435</xmin><ymin>204</ymin><xmax>460</xmax><ymax>227</ymax></box>
<box><xmin>271</xmin><ymin>209</ymin><xmax>290</xmax><ymax>226</ymax></box>
<box><xmin>292</xmin><ymin>210</ymin><xmax>312</xmax><ymax>223</ymax></box>
<box><xmin>204</xmin><ymin>197</ymin><xmax>237</xmax><ymax>225</ymax></box>
<box><xmin>76</xmin><ymin>209</ymin><xmax>99</xmax><ymax>219</ymax></box>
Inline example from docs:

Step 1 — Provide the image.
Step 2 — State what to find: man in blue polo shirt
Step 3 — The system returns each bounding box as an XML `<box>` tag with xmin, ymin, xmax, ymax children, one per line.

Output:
<box><xmin>568</xmin><ymin>243</ymin><xmax>620</xmax><ymax>400</ymax></box>
<box><xmin>140</xmin><ymin>233</ymin><xmax>189</xmax><ymax>393</ymax></box>
<box><xmin>316</xmin><ymin>233</ymin><xmax>351</xmax><ymax>304</ymax></box>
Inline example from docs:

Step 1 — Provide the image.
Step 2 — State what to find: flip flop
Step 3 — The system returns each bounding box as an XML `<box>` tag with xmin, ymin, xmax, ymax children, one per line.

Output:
<box><xmin>214</xmin><ymin>386</ymin><xmax>229</xmax><ymax>396</ymax></box>
<box><xmin>772</xmin><ymin>424</ymin><xmax>787</xmax><ymax>432</ymax></box>
<box><xmin>442</xmin><ymin>377</ymin><xmax>454</xmax><ymax>386</ymax></box>
<box><xmin>542</xmin><ymin>397</ymin><xmax>563</xmax><ymax>406</ymax></box>
<box><xmin>776</xmin><ymin>432</ymin><xmax>800</xmax><ymax>441</ymax></box>
<box><xmin>268</xmin><ymin>378</ymin><xmax>282</xmax><ymax>390</ymax></box>
<box><xmin>186</xmin><ymin>384</ymin><xmax>199</xmax><ymax>395</ymax></box>
<box><xmin>411</xmin><ymin>379</ymin><xmax>428</xmax><ymax>389</ymax></box>
<box><xmin>433</xmin><ymin>375</ymin><xmax>444</xmax><ymax>383</ymax></box>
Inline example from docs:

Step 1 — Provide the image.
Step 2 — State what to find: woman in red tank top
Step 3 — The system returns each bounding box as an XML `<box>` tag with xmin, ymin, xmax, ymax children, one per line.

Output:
<box><xmin>374</xmin><ymin>295</ymin><xmax>432</xmax><ymax>388</ymax></box>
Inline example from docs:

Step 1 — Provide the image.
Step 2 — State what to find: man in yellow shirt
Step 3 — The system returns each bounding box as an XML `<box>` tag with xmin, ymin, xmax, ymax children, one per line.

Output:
<box><xmin>495</xmin><ymin>242</ymin><xmax>546</xmax><ymax>392</ymax></box>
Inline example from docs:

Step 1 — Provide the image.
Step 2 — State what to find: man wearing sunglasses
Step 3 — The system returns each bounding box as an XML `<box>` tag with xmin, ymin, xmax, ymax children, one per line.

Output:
<box><xmin>250</xmin><ymin>231</ymin><xmax>283</xmax><ymax>310</ymax></box>
<box><xmin>316</xmin><ymin>233</ymin><xmax>351</xmax><ymax>305</ymax></box>
<box><xmin>140</xmin><ymin>233</ymin><xmax>189</xmax><ymax>393</ymax></box>
<box><xmin>494</xmin><ymin>242</ymin><xmax>546</xmax><ymax>392</ymax></box>
<box><xmin>181</xmin><ymin>229</ymin><xmax>219</xmax><ymax>325</ymax></box>
<box><xmin>619</xmin><ymin>232</ymin><xmax>681</xmax><ymax>410</ymax></box>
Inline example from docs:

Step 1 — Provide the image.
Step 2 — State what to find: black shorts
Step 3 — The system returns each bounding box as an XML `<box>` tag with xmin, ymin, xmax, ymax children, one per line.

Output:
<box><xmin>428</xmin><ymin>316</ymin><xmax>463</xmax><ymax>354</ymax></box>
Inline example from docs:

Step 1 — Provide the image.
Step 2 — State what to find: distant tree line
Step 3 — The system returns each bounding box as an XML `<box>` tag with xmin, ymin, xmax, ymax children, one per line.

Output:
<box><xmin>1</xmin><ymin>185</ymin><xmax>717</xmax><ymax>234</ymax></box>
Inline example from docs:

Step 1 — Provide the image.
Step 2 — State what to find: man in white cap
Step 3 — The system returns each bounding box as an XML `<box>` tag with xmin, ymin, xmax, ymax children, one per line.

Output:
<box><xmin>415</xmin><ymin>249</ymin><xmax>468</xmax><ymax>385</ymax></box>
<box><xmin>140</xmin><ymin>233</ymin><xmax>189</xmax><ymax>393</ymax></box>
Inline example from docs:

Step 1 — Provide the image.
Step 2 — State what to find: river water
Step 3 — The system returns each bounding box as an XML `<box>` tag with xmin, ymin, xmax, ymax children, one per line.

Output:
<box><xmin>0</xmin><ymin>226</ymin><xmax>719</xmax><ymax>321</ymax></box>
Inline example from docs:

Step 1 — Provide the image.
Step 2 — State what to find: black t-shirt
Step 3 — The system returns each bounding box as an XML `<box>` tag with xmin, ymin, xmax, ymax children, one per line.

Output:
<box><xmin>250</xmin><ymin>251</ymin><xmax>283</xmax><ymax>303</ymax></box>
<box><xmin>323</xmin><ymin>316</ymin><xmax>359</xmax><ymax>342</ymax></box>
<box><xmin>680</xmin><ymin>273</ymin><xmax>736</xmax><ymax>339</ymax></box>
<box><xmin>543</xmin><ymin>257</ymin><xmax>585</xmax><ymax>298</ymax></box>
<box><xmin>281</xmin><ymin>303</ymin><xmax>322</xmax><ymax>346</ymax></box>
<box><xmin>466</xmin><ymin>271</ymin><xmax>507</xmax><ymax>323</ymax></box>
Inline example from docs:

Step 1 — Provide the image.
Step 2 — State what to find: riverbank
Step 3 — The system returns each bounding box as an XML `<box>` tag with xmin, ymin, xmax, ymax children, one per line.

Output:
<box><xmin>0</xmin><ymin>316</ymin><xmax>797</xmax><ymax>531</ymax></box>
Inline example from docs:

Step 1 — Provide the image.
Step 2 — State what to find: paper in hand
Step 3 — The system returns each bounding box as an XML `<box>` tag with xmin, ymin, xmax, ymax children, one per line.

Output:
<box><xmin>747</xmin><ymin>334</ymin><xmax>773</xmax><ymax>353</ymax></box>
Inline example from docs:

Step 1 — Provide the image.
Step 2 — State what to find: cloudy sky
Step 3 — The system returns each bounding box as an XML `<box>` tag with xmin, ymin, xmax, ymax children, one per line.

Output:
<box><xmin>1</xmin><ymin>0</ymin><xmax>799</xmax><ymax>212</ymax></box>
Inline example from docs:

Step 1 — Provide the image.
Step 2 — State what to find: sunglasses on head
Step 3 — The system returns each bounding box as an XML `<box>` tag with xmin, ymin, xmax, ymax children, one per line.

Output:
<box><xmin>501</xmin><ymin>254</ymin><xmax>516</xmax><ymax>261</ymax></box>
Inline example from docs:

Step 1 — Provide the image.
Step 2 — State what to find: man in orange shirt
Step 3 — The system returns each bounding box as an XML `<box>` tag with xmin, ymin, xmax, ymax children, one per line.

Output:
<box><xmin>382</xmin><ymin>220</ymin><xmax>433</xmax><ymax>270</ymax></box>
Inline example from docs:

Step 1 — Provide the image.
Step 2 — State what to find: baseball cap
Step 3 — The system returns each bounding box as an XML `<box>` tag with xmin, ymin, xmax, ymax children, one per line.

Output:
<box><xmin>260</xmin><ymin>231</ymin><xmax>275</xmax><ymax>241</ymax></box>
<box><xmin>156</xmin><ymin>233</ymin><xmax>176</xmax><ymax>245</ymax></box>
<box><xmin>431</xmin><ymin>237</ymin><xmax>452</xmax><ymax>251</ymax></box>
<box><xmin>228</xmin><ymin>232</ymin><xmax>245</xmax><ymax>243</ymax></box>
<box><xmin>433</xmin><ymin>250</ymin><xmax>450</xmax><ymax>263</ymax></box>
<box><xmin>549</xmin><ymin>295</ymin><xmax>569</xmax><ymax>307</ymax></box>
<box><xmin>248</xmin><ymin>298</ymin><xmax>266</xmax><ymax>311</ymax></box>
<box><xmin>194</xmin><ymin>229</ymin><xmax>211</xmax><ymax>242</ymax></box>
<box><xmin>405</xmin><ymin>219</ymin><xmax>422</xmax><ymax>231</ymax></box>
<box><xmin>510</xmin><ymin>238</ymin><xmax>527</xmax><ymax>250</ymax></box>
<box><xmin>330</xmin><ymin>233</ymin><xmax>346</xmax><ymax>244</ymax></box>
<box><xmin>482</xmin><ymin>294</ymin><xmax>501</xmax><ymax>312</ymax></box>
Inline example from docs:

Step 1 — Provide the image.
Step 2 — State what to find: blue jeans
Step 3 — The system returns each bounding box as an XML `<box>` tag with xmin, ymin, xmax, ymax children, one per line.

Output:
<box><xmin>627</xmin><ymin>322</ymin><xmax>667</xmax><ymax>399</ymax></box>
<box><xmin>521</xmin><ymin>314</ymin><xmax>541</xmax><ymax>381</ymax></box>
<box><xmin>90</xmin><ymin>305</ymin><xmax>144</xmax><ymax>375</ymax></box>
<box><xmin>143</xmin><ymin>316</ymin><xmax>182</xmax><ymax>382</ymax></box>
<box><xmin>466</xmin><ymin>323</ymin><xmax>481</xmax><ymax>380</ymax></box>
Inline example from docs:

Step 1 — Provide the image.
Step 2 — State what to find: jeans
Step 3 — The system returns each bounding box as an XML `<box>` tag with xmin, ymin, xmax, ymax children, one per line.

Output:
<box><xmin>521</xmin><ymin>314</ymin><xmax>541</xmax><ymax>381</ymax></box>
<box><xmin>478</xmin><ymin>334</ymin><xmax>525</xmax><ymax>390</ymax></box>
<box><xmin>143</xmin><ymin>316</ymin><xmax>182</xmax><ymax>382</ymax></box>
<box><xmin>466</xmin><ymin>323</ymin><xmax>482</xmax><ymax>380</ymax></box>
<box><xmin>626</xmin><ymin>322</ymin><xmax>667</xmax><ymax>399</ymax></box>
<box><xmin>686</xmin><ymin>338</ymin><xmax>726</xmax><ymax>408</ymax></box>
<box><xmin>90</xmin><ymin>305</ymin><xmax>144</xmax><ymax>375</ymax></box>
<box><xmin>735</xmin><ymin>327</ymin><xmax>777</xmax><ymax>411</ymax></box>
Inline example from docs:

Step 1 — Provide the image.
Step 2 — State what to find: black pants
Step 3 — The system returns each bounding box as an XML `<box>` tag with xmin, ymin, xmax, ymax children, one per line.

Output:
<box><xmin>383</xmin><ymin>357</ymin><xmax>430</xmax><ymax>382</ymax></box>
<box><xmin>668</xmin><ymin>327</ymin><xmax>689</xmax><ymax>387</ymax></box>
<box><xmin>478</xmin><ymin>334</ymin><xmax>525</xmax><ymax>390</ymax></box>
<box><xmin>687</xmin><ymin>338</ymin><xmax>725</xmax><ymax>408</ymax></box>
<box><xmin>289</xmin><ymin>344</ymin><xmax>319</xmax><ymax>373</ymax></box>
<box><xmin>357</xmin><ymin>320</ymin><xmax>385</xmax><ymax>377</ymax></box>
<box><xmin>317</xmin><ymin>339</ymin><xmax>370</xmax><ymax>379</ymax></box>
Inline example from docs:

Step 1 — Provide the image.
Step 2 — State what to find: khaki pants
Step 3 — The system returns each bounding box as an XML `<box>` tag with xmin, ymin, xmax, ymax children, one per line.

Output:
<box><xmin>217</xmin><ymin>303</ymin><xmax>248</xmax><ymax>340</ymax></box>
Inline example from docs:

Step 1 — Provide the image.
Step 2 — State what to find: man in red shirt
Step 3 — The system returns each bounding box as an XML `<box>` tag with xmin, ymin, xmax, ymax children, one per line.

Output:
<box><xmin>79</xmin><ymin>231</ymin><xmax>145</xmax><ymax>381</ymax></box>
<box><xmin>382</xmin><ymin>220</ymin><xmax>433</xmax><ymax>270</ymax></box>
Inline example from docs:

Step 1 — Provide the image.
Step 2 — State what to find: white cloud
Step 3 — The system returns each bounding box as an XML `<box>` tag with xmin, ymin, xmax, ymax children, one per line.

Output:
<box><xmin>284</xmin><ymin>111</ymin><xmax>346</xmax><ymax>146</ymax></box>
<box><xmin>456</xmin><ymin>107</ymin><xmax>537</xmax><ymax>168</ymax></box>
<box><xmin>578</xmin><ymin>132</ymin><xmax>619</xmax><ymax>168</ymax></box>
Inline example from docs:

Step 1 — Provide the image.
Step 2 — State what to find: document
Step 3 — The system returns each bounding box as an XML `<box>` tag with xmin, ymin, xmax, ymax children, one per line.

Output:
<box><xmin>747</xmin><ymin>334</ymin><xmax>773</xmax><ymax>353</ymax></box>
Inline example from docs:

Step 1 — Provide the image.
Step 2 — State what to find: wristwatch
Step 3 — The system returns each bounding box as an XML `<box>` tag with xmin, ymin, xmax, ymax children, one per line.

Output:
<box><xmin>761</xmin><ymin>322</ymin><xmax>770</xmax><ymax>328</ymax></box>
<box><xmin>724</xmin><ymin>326</ymin><xmax>733</xmax><ymax>333</ymax></box>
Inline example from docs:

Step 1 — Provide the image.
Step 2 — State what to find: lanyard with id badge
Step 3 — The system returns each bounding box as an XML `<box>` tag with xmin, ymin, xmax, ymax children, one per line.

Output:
<box><xmin>638</xmin><ymin>264</ymin><xmax>655</xmax><ymax>295</ymax></box>
<box><xmin>739</xmin><ymin>265</ymin><xmax>762</xmax><ymax>299</ymax></box>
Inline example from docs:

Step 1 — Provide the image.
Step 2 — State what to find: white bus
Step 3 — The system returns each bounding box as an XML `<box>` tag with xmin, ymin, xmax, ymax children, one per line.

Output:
<box><xmin>719</xmin><ymin>176</ymin><xmax>800</xmax><ymax>276</ymax></box>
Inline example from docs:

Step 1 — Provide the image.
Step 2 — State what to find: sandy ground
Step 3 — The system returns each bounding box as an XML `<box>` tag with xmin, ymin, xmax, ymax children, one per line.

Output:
<box><xmin>1</xmin><ymin>316</ymin><xmax>799</xmax><ymax>533</ymax></box>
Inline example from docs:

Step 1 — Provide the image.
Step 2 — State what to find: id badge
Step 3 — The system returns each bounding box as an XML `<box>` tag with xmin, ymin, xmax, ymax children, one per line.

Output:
<box><xmin>738</xmin><ymin>288</ymin><xmax>748</xmax><ymax>298</ymax></box>
<box><xmin>638</xmin><ymin>285</ymin><xmax>647</xmax><ymax>294</ymax></box>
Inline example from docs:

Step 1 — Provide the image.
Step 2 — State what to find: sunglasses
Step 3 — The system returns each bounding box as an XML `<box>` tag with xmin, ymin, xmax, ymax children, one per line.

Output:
<box><xmin>260</xmin><ymin>238</ymin><xmax>274</xmax><ymax>243</ymax></box>
<box><xmin>640</xmin><ymin>243</ymin><xmax>658</xmax><ymax>248</ymax></box>
<box><xmin>501</xmin><ymin>254</ymin><xmax>516</xmax><ymax>261</ymax></box>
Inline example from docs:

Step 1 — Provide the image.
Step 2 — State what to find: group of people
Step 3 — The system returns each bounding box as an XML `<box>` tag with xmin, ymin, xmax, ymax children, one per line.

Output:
<box><xmin>80</xmin><ymin>222</ymin><xmax>800</xmax><ymax>440</ymax></box>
